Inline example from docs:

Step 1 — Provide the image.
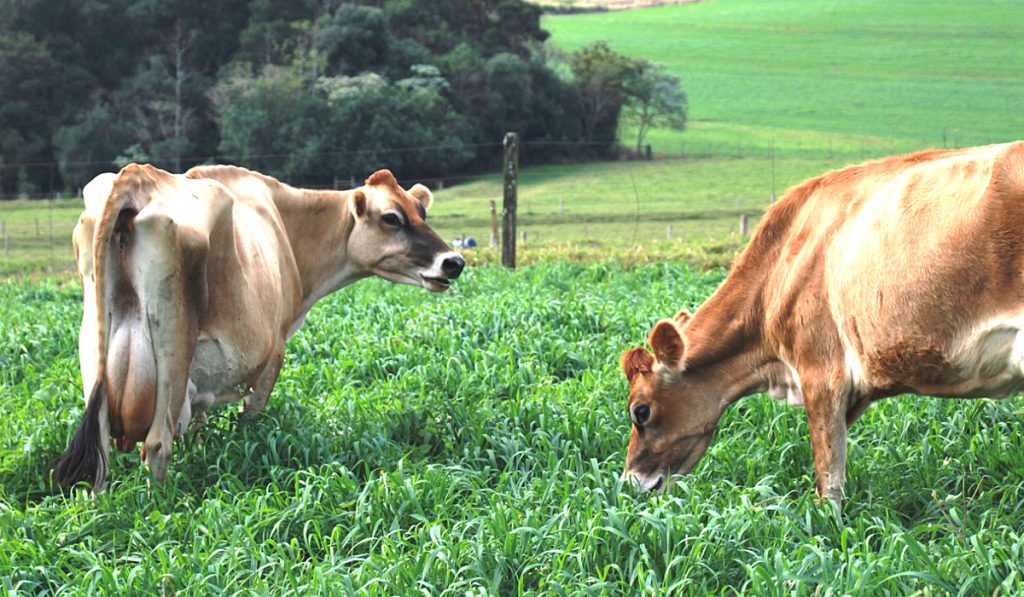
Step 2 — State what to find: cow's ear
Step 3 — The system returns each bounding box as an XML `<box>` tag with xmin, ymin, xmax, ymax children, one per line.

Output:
<box><xmin>674</xmin><ymin>309</ymin><xmax>693</xmax><ymax>326</ymax></box>
<box><xmin>350</xmin><ymin>189</ymin><xmax>367</xmax><ymax>220</ymax></box>
<box><xmin>621</xmin><ymin>346</ymin><xmax>654</xmax><ymax>383</ymax></box>
<box><xmin>409</xmin><ymin>184</ymin><xmax>433</xmax><ymax>212</ymax></box>
<box><xmin>649</xmin><ymin>319</ymin><xmax>685</xmax><ymax>367</ymax></box>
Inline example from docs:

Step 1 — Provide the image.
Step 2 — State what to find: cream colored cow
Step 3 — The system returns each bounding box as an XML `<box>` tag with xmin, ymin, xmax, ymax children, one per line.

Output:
<box><xmin>55</xmin><ymin>164</ymin><xmax>464</xmax><ymax>490</ymax></box>
<box><xmin>621</xmin><ymin>142</ymin><xmax>1024</xmax><ymax>506</ymax></box>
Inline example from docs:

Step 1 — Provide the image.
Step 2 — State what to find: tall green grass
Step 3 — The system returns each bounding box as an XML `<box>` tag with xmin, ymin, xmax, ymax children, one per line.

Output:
<box><xmin>4</xmin><ymin>264</ymin><xmax>1024</xmax><ymax>593</ymax></box>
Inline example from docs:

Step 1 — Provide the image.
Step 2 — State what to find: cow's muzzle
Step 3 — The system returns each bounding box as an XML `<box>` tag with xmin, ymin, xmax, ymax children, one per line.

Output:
<box><xmin>420</xmin><ymin>251</ymin><xmax>464</xmax><ymax>291</ymax></box>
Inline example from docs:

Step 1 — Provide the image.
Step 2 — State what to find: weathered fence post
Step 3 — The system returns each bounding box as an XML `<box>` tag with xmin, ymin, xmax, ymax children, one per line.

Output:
<box><xmin>666</xmin><ymin>224</ymin><xmax>673</xmax><ymax>240</ymax></box>
<box><xmin>48</xmin><ymin>198</ymin><xmax>54</xmax><ymax>270</ymax></box>
<box><xmin>501</xmin><ymin>132</ymin><xmax>519</xmax><ymax>269</ymax></box>
<box><xmin>489</xmin><ymin>200</ymin><xmax>499</xmax><ymax>248</ymax></box>
<box><xmin>739</xmin><ymin>214</ymin><xmax>749</xmax><ymax>236</ymax></box>
<box><xmin>2</xmin><ymin>220</ymin><xmax>7</xmax><ymax>257</ymax></box>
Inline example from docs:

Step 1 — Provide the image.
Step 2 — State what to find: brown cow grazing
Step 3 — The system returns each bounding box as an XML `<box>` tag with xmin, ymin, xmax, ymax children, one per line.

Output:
<box><xmin>55</xmin><ymin>164</ymin><xmax>464</xmax><ymax>490</ymax></box>
<box><xmin>621</xmin><ymin>141</ymin><xmax>1024</xmax><ymax>506</ymax></box>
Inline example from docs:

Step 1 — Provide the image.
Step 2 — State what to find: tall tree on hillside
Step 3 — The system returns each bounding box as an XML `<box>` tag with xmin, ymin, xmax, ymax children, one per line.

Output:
<box><xmin>569</xmin><ymin>42</ymin><xmax>641</xmax><ymax>152</ymax></box>
<box><xmin>623</xmin><ymin>63</ymin><xmax>687</xmax><ymax>154</ymax></box>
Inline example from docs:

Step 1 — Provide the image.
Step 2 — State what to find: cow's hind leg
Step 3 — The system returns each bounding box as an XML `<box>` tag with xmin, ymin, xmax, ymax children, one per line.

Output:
<box><xmin>129</xmin><ymin>213</ymin><xmax>204</xmax><ymax>483</ymax></box>
<box><xmin>242</xmin><ymin>347</ymin><xmax>284</xmax><ymax>417</ymax></box>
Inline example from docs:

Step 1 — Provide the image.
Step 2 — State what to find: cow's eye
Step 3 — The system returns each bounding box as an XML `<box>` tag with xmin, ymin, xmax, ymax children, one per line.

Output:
<box><xmin>381</xmin><ymin>213</ymin><xmax>403</xmax><ymax>228</ymax></box>
<box><xmin>632</xmin><ymin>404</ymin><xmax>651</xmax><ymax>426</ymax></box>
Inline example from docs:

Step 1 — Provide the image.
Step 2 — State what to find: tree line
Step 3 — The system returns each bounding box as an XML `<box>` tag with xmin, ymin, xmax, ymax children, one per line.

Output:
<box><xmin>0</xmin><ymin>0</ymin><xmax>686</xmax><ymax>196</ymax></box>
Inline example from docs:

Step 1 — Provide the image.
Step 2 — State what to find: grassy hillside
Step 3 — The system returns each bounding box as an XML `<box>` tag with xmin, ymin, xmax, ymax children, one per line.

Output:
<box><xmin>429</xmin><ymin>154</ymin><xmax>841</xmax><ymax>244</ymax></box>
<box><xmin>543</xmin><ymin>0</ymin><xmax>1024</xmax><ymax>155</ymax></box>
<box><xmin>6</xmin><ymin>266</ymin><xmax>1024</xmax><ymax>593</ymax></box>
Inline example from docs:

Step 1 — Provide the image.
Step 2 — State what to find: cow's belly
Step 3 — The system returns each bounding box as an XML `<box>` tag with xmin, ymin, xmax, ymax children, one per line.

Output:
<box><xmin>189</xmin><ymin>334</ymin><xmax>264</xmax><ymax>396</ymax></box>
<box><xmin>938</xmin><ymin>315</ymin><xmax>1024</xmax><ymax>397</ymax></box>
<box><xmin>851</xmin><ymin>314</ymin><xmax>1024</xmax><ymax>398</ymax></box>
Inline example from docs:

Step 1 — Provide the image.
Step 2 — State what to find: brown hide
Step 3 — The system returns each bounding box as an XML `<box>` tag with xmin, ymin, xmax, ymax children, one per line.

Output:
<box><xmin>621</xmin><ymin>142</ymin><xmax>1024</xmax><ymax>505</ymax></box>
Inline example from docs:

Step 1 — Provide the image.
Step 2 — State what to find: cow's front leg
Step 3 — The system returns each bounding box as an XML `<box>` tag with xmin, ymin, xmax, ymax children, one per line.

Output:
<box><xmin>804</xmin><ymin>381</ymin><xmax>848</xmax><ymax>509</ymax></box>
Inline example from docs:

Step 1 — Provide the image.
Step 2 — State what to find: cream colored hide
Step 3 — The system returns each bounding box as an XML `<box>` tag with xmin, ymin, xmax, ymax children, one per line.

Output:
<box><xmin>621</xmin><ymin>142</ymin><xmax>1024</xmax><ymax>507</ymax></box>
<box><xmin>55</xmin><ymin>164</ymin><xmax>463</xmax><ymax>490</ymax></box>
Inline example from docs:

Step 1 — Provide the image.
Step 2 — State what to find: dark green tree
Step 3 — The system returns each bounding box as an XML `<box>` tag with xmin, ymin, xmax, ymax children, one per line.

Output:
<box><xmin>569</xmin><ymin>41</ymin><xmax>643</xmax><ymax>153</ymax></box>
<box><xmin>0</xmin><ymin>32</ymin><xmax>65</xmax><ymax>195</ymax></box>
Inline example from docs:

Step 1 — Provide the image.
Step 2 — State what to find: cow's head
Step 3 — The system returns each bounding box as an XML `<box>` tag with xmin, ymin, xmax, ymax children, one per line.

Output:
<box><xmin>346</xmin><ymin>169</ymin><xmax>464</xmax><ymax>291</ymax></box>
<box><xmin>620</xmin><ymin>310</ymin><xmax>723</xmax><ymax>492</ymax></box>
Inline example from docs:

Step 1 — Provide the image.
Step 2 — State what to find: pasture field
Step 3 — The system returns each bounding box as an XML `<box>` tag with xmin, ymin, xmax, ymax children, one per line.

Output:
<box><xmin>544</xmin><ymin>0</ymin><xmax>1024</xmax><ymax>156</ymax></box>
<box><xmin>4</xmin><ymin>264</ymin><xmax>1024</xmax><ymax>593</ymax></box>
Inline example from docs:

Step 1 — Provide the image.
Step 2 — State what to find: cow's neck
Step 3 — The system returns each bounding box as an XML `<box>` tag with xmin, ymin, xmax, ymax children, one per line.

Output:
<box><xmin>682</xmin><ymin>258</ymin><xmax>783</xmax><ymax>410</ymax></box>
<box><xmin>272</xmin><ymin>188</ymin><xmax>367</xmax><ymax>311</ymax></box>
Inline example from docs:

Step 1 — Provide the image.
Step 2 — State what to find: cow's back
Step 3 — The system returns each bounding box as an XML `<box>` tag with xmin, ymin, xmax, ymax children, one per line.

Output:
<box><xmin>813</xmin><ymin>143</ymin><xmax>1024</xmax><ymax>396</ymax></box>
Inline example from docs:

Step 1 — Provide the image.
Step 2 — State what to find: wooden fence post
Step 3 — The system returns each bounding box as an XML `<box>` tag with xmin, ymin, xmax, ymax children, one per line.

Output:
<box><xmin>2</xmin><ymin>220</ymin><xmax>7</xmax><ymax>257</ymax></box>
<box><xmin>501</xmin><ymin>132</ymin><xmax>519</xmax><ymax>269</ymax></box>
<box><xmin>48</xmin><ymin>198</ymin><xmax>54</xmax><ymax>270</ymax></box>
<box><xmin>489</xmin><ymin>200</ymin><xmax>499</xmax><ymax>248</ymax></box>
<box><xmin>739</xmin><ymin>214</ymin><xmax>749</xmax><ymax>236</ymax></box>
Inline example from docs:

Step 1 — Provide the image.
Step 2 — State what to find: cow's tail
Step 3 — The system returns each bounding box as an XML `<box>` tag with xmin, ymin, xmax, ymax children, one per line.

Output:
<box><xmin>54</xmin><ymin>165</ymin><xmax>149</xmax><ymax>491</ymax></box>
<box><xmin>53</xmin><ymin>380</ymin><xmax>109</xmax><ymax>490</ymax></box>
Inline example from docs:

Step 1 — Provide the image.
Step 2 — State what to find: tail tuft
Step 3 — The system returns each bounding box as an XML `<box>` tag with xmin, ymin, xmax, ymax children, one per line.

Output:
<box><xmin>53</xmin><ymin>380</ymin><xmax>109</xmax><ymax>491</ymax></box>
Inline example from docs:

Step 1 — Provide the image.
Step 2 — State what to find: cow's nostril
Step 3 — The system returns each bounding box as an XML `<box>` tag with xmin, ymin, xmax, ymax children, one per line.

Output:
<box><xmin>650</xmin><ymin>476</ymin><xmax>664</xmax><ymax>492</ymax></box>
<box><xmin>442</xmin><ymin>255</ymin><xmax>465</xmax><ymax>278</ymax></box>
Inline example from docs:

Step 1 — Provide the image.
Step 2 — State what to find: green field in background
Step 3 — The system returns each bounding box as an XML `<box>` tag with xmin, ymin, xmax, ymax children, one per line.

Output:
<box><xmin>544</xmin><ymin>0</ymin><xmax>1024</xmax><ymax>155</ymax></box>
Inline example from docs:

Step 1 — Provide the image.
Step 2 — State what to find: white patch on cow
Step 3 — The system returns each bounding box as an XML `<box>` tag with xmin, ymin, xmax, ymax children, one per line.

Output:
<box><xmin>835</xmin><ymin>325</ymin><xmax>871</xmax><ymax>397</ymax></box>
<box><xmin>783</xmin><ymin>362</ymin><xmax>804</xmax><ymax>407</ymax></box>
<box><xmin>947</xmin><ymin>314</ymin><xmax>1024</xmax><ymax>397</ymax></box>
<box><xmin>768</xmin><ymin>360</ymin><xmax>804</xmax><ymax>407</ymax></box>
